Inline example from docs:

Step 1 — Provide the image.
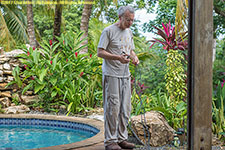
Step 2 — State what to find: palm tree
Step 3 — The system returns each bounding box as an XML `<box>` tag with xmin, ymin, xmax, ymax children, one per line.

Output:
<box><xmin>79</xmin><ymin>0</ymin><xmax>117</xmax><ymax>53</ymax></box>
<box><xmin>53</xmin><ymin>0</ymin><xmax>63</xmax><ymax>42</ymax></box>
<box><xmin>27</xmin><ymin>0</ymin><xmax>38</xmax><ymax>48</ymax></box>
<box><xmin>80</xmin><ymin>0</ymin><xmax>94</xmax><ymax>53</ymax></box>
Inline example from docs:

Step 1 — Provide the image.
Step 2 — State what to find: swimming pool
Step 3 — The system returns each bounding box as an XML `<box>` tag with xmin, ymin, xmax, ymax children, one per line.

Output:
<box><xmin>0</xmin><ymin>114</ymin><xmax>104</xmax><ymax>150</ymax></box>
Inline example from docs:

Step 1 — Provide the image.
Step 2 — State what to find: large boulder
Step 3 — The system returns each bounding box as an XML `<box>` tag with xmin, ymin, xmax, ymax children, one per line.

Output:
<box><xmin>131</xmin><ymin>111</ymin><xmax>175</xmax><ymax>147</ymax></box>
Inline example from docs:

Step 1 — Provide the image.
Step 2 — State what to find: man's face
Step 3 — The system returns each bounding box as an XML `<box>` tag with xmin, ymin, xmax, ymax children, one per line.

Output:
<box><xmin>120</xmin><ymin>10</ymin><xmax>134</xmax><ymax>29</ymax></box>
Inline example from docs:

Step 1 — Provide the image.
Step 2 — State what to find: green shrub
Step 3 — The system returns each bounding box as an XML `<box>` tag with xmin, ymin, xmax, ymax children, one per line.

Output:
<box><xmin>131</xmin><ymin>89</ymin><xmax>187</xmax><ymax>130</ymax></box>
<box><xmin>13</xmin><ymin>31</ymin><xmax>102</xmax><ymax>113</ymax></box>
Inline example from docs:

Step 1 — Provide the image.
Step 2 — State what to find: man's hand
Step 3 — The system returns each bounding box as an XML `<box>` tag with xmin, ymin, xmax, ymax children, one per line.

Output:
<box><xmin>132</xmin><ymin>55</ymin><xmax>139</xmax><ymax>65</ymax></box>
<box><xmin>130</xmin><ymin>50</ymin><xmax>139</xmax><ymax>65</ymax></box>
<box><xmin>119</xmin><ymin>54</ymin><xmax>130</xmax><ymax>64</ymax></box>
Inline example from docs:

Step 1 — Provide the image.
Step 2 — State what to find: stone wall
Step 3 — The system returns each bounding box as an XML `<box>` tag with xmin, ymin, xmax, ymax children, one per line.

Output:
<box><xmin>0</xmin><ymin>50</ymin><xmax>36</xmax><ymax>113</ymax></box>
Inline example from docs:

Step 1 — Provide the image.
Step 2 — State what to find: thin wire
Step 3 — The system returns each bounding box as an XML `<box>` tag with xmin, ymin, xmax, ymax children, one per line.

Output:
<box><xmin>134</xmin><ymin>64</ymin><xmax>151</xmax><ymax>150</ymax></box>
<box><xmin>122</xmin><ymin>59</ymin><xmax>151</xmax><ymax>149</ymax></box>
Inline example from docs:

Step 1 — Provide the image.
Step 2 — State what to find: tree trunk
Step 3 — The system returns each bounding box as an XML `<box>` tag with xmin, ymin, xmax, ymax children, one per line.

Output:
<box><xmin>80</xmin><ymin>0</ymin><xmax>93</xmax><ymax>54</ymax></box>
<box><xmin>212</xmin><ymin>39</ymin><xmax>216</xmax><ymax>62</ymax></box>
<box><xmin>27</xmin><ymin>0</ymin><xmax>38</xmax><ymax>48</ymax></box>
<box><xmin>53</xmin><ymin>0</ymin><xmax>62</xmax><ymax>42</ymax></box>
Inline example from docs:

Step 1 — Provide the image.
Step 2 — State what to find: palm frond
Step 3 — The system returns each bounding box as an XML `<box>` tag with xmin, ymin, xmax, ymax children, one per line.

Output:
<box><xmin>4</xmin><ymin>5</ymin><xmax>28</xmax><ymax>41</ymax></box>
<box><xmin>0</xmin><ymin>10</ymin><xmax>16</xmax><ymax>51</ymax></box>
<box><xmin>88</xmin><ymin>18</ymin><xmax>110</xmax><ymax>53</ymax></box>
<box><xmin>0</xmin><ymin>4</ymin><xmax>28</xmax><ymax>51</ymax></box>
<box><xmin>175</xmin><ymin>0</ymin><xmax>188</xmax><ymax>39</ymax></box>
<box><xmin>137</xmin><ymin>52</ymin><xmax>155</xmax><ymax>62</ymax></box>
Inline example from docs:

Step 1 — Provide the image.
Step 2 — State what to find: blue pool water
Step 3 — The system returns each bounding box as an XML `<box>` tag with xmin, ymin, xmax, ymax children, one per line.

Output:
<box><xmin>0</xmin><ymin>118</ymin><xmax>99</xmax><ymax>150</ymax></box>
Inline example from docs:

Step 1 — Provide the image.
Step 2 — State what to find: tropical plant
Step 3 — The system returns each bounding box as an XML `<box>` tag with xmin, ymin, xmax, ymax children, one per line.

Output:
<box><xmin>131</xmin><ymin>89</ymin><xmax>187</xmax><ymax>130</ymax></box>
<box><xmin>33</xmin><ymin>10</ymin><xmax>54</xmax><ymax>41</ymax></box>
<box><xmin>148</xmin><ymin>22</ymin><xmax>188</xmax><ymax>103</ymax></box>
<box><xmin>88</xmin><ymin>18</ymin><xmax>110</xmax><ymax>53</ymax></box>
<box><xmin>148</xmin><ymin>22</ymin><xmax>188</xmax><ymax>52</ymax></box>
<box><xmin>214</xmin><ymin>81</ymin><xmax>225</xmax><ymax>114</ymax></box>
<box><xmin>17</xmin><ymin>40</ymin><xmax>61</xmax><ymax>111</ymax></box>
<box><xmin>213</xmin><ymin>39</ymin><xmax>225</xmax><ymax>89</ymax></box>
<box><xmin>9</xmin><ymin>31</ymin><xmax>102</xmax><ymax>113</ymax></box>
<box><xmin>62</xmin><ymin>4</ymin><xmax>82</xmax><ymax>34</ymax></box>
<box><xmin>165</xmin><ymin>49</ymin><xmax>187</xmax><ymax>105</ymax></box>
<box><xmin>148</xmin><ymin>91</ymin><xmax>187</xmax><ymax>130</ymax></box>
<box><xmin>6</xmin><ymin>66</ymin><xmax>25</xmax><ymax>103</ymax></box>
<box><xmin>0</xmin><ymin>4</ymin><xmax>28</xmax><ymax>51</ymax></box>
<box><xmin>212</xmin><ymin>81</ymin><xmax>225</xmax><ymax>139</ymax></box>
<box><xmin>132</xmin><ymin>43</ymin><xmax>167</xmax><ymax>95</ymax></box>
<box><xmin>11</xmin><ymin>93</ymin><xmax>21</xmax><ymax>106</ymax></box>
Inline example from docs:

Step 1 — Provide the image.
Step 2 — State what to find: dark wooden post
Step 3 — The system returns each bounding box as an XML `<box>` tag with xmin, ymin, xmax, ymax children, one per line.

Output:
<box><xmin>188</xmin><ymin>0</ymin><xmax>213</xmax><ymax>149</ymax></box>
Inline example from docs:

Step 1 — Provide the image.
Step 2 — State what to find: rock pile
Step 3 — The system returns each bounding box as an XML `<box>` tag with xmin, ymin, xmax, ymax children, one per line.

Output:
<box><xmin>0</xmin><ymin>50</ymin><xmax>37</xmax><ymax>114</ymax></box>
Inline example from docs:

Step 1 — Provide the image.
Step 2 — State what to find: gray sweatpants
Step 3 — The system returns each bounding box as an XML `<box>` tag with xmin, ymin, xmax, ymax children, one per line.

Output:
<box><xmin>103</xmin><ymin>75</ymin><xmax>131</xmax><ymax>146</ymax></box>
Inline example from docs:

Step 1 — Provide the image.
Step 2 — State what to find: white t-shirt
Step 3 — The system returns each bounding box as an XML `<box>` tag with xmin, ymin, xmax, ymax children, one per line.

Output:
<box><xmin>98</xmin><ymin>24</ymin><xmax>135</xmax><ymax>77</ymax></box>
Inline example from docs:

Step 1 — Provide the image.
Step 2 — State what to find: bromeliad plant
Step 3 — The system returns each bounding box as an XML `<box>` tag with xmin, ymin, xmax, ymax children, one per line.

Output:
<box><xmin>148</xmin><ymin>22</ymin><xmax>188</xmax><ymax>52</ymax></box>
<box><xmin>148</xmin><ymin>22</ymin><xmax>188</xmax><ymax>106</ymax></box>
<box><xmin>146</xmin><ymin>22</ymin><xmax>188</xmax><ymax>130</ymax></box>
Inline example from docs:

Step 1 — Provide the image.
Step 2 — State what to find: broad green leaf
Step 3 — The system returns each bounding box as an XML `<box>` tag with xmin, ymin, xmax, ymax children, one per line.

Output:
<box><xmin>50</xmin><ymin>78</ymin><xmax>57</xmax><ymax>86</ymax></box>
<box><xmin>33</xmin><ymin>49</ymin><xmax>39</xmax><ymax>64</ymax></box>
<box><xmin>51</xmin><ymin>90</ymin><xmax>57</xmax><ymax>97</ymax></box>
<box><xmin>34</xmin><ymin>84</ymin><xmax>45</xmax><ymax>94</ymax></box>
<box><xmin>150</xmin><ymin>107</ymin><xmax>173</xmax><ymax>120</ymax></box>
<box><xmin>39</xmin><ymin>68</ymin><xmax>48</xmax><ymax>82</ymax></box>
<box><xmin>63</xmin><ymin>90</ymin><xmax>68</xmax><ymax>100</ymax></box>
<box><xmin>52</xmin><ymin>53</ymin><xmax>59</xmax><ymax>70</ymax></box>
<box><xmin>22</xmin><ymin>83</ymin><xmax>33</xmax><ymax>95</ymax></box>
<box><xmin>52</xmin><ymin>43</ymin><xmax>60</xmax><ymax>53</ymax></box>
<box><xmin>16</xmin><ymin>76</ymin><xmax>23</xmax><ymax>88</ymax></box>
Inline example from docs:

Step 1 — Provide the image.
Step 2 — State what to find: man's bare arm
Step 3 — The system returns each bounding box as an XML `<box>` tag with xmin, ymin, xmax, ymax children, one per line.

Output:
<box><xmin>97</xmin><ymin>48</ymin><xmax>130</xmax><ymax>64</ymax></box>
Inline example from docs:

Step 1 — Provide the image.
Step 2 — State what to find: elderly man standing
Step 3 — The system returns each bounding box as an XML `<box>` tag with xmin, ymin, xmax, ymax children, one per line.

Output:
<box><xmin>97</xmin><ymin>5</ymin><xmax>139</xmax><ymax>150</ymax></box>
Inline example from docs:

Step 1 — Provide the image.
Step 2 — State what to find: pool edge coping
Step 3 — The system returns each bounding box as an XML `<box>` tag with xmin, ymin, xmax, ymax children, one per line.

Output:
<box><xmin>0</xmin><ymin>114</ymin><xmax>104</xmax><ymax>150</ymax></box>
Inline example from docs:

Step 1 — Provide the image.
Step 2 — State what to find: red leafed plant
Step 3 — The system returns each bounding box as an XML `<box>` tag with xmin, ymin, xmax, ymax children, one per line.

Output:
<box><xmin>148</xmin><ymin>22</ymin><xmax>188</xmax><ymax>51</ymax></box>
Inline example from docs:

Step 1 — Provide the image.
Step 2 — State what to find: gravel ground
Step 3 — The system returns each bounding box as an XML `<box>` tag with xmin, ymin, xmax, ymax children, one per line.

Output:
<box><xmin>128</xmin><ymin>136</ymin><xmax>224</xmax><ymax>150</ymax></box>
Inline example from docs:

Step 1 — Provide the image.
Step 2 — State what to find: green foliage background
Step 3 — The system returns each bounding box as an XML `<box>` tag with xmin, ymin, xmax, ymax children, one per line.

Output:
<box><xmin>1</xmin><ymin>0</ymin><xmax>224</xmax><ymax>141</ymax></box>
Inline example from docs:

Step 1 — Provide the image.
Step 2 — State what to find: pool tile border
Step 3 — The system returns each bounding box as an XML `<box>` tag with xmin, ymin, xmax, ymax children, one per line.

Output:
<box><xmin>0</xmin><ymin>114</ymin><xmax>104</xmax><ymax>150</ymax></box>
<box><xmin>0</xmin><ymin>118</ymin><xmax>99</xmax><ymax>134</ymax></box>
